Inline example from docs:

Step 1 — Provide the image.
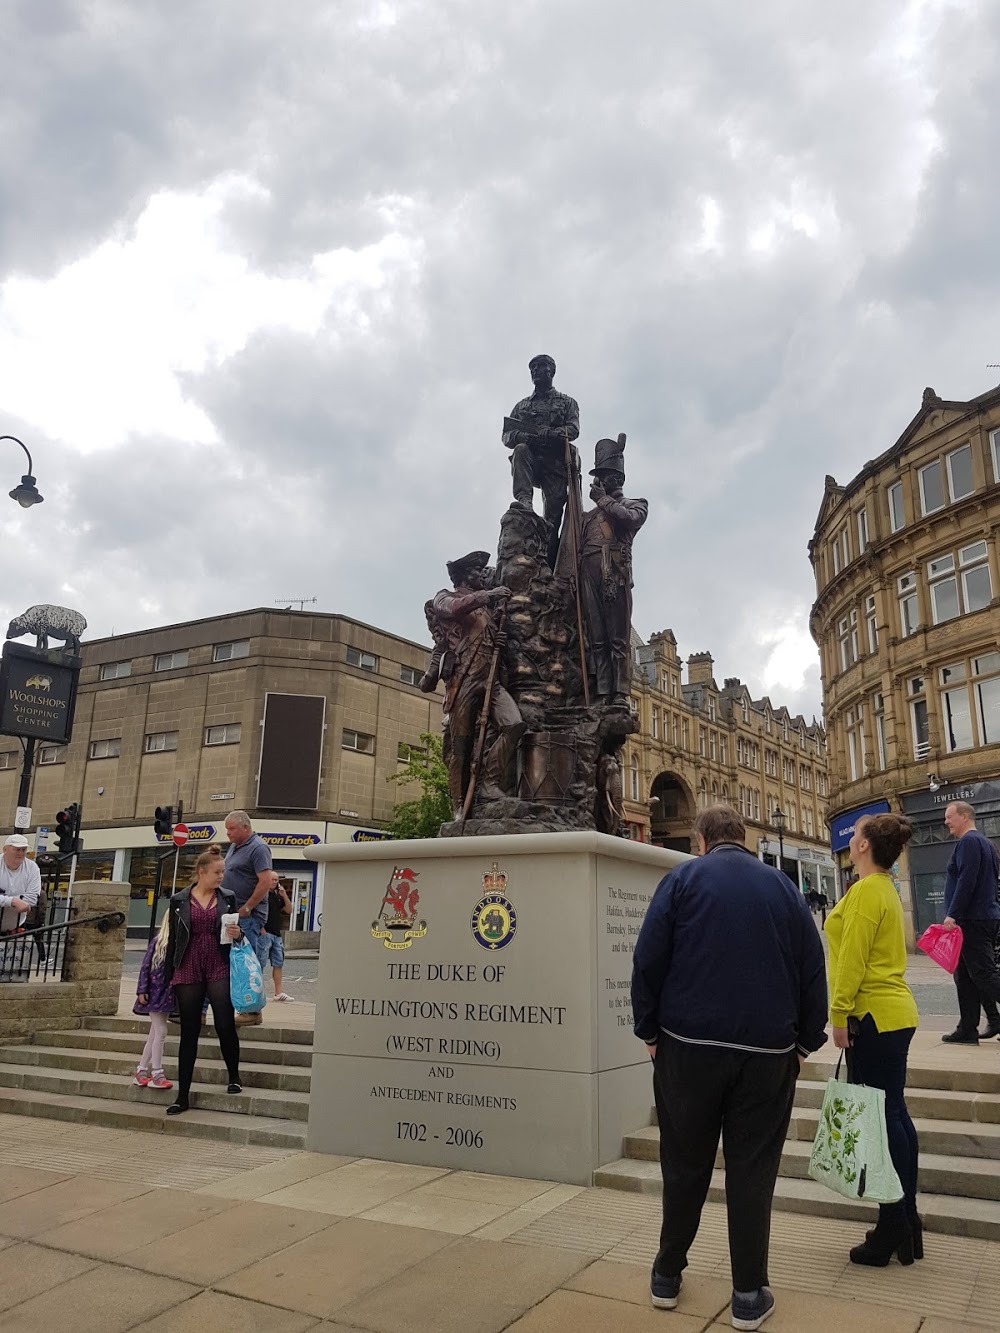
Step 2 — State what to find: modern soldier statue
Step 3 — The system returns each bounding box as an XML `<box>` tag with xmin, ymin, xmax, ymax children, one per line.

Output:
<box><xmin>579</xmin><ymin>435</ymin><xmax>648</xmax><ymax>705</ymax></box>
<box><xmin>502</xmin><ymin>353</ymin><xmax>580</xmax><ymax>567</ymax></box>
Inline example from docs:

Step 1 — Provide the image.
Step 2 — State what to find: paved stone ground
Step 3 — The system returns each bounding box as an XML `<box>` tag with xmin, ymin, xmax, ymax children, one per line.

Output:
<box><xmin>0</xmin><ymin>1112</ymin><xmax>995</xmax><ymax>1330</ymax></box>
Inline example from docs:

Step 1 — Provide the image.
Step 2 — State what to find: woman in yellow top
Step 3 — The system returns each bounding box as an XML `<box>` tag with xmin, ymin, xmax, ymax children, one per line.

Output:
<box><xmin>825</xmin><ymin>812</ymin><xmax>920</xmax><ymax>1268</ymax></box>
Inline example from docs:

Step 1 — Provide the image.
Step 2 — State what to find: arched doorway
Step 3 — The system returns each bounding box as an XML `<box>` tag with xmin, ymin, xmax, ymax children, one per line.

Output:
<box><xmin>649</xmin><ymin>772</ymin><xmax>696</xmax><ymax>853</ymax></box>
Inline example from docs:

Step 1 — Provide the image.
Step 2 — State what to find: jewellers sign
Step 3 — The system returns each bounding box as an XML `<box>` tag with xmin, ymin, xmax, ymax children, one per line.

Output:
<box><xmin>0</xmin><ymin>641</ymin><xmax>81</xmax><ymax>745</ymax></box>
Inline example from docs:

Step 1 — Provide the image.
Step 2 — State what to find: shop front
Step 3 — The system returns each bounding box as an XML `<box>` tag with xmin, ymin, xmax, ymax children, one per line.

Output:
<box><xmin>70</xmin><ymin>818</ymin><xmax>391</xmax><ymax>937</ymax></box>
<box><xmin>829</xmin><ymin>799</ymin><xmax>890</xmax><ymax>898</ymax></box>
<box><xmin>899</xmin><ymin>778</ymin><xmax>1000</xmax><ymax>937</ymax></box>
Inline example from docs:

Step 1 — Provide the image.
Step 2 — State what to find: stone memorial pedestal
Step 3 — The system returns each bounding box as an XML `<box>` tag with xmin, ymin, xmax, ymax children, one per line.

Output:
<box><xmin>305</xmin><ymin>832</ymin><xmax>685</xmax><ymax>1185</ymax></box>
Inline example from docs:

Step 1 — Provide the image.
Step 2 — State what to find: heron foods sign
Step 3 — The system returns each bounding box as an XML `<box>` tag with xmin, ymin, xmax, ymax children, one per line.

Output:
<box><xmin>0</xmin><ymin>642</ymin><xmax>81</xmax><ymax>745</ymax></box>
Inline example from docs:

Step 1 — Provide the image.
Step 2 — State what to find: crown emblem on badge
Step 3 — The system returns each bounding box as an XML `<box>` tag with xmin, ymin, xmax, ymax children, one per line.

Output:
<box><xmin>482</xmin><ymin>862</ymin><xmax>507</xmax><ymax>893</ymax></box>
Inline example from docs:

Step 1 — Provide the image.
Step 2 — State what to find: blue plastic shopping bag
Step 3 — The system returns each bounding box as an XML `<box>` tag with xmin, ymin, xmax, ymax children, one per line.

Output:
<box><xmin>230</xmin><ymin>938</ymin><xmax>267</xmax><ymax>1014</ymax></box>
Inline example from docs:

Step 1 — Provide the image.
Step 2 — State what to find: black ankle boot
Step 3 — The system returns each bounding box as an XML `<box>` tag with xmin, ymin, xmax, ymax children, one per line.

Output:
<box><xmin>867</xmin><ymin>1209</ymin><xmax>923</xmax><ymax>1259</ymax></box>
<box><xmin>851</xmin><ymin>1216</ymin><xmax>913</xmax><ymax>1267</ymax></box>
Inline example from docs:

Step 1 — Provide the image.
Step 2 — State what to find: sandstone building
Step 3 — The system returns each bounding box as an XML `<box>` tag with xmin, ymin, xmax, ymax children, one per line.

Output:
<box><xmin>621</xmin><ymin>631</ymin><xmax>834</xmax><ymax>899</ymax></box>
<box><xmin>809</xmin><ymin>382</ymin><xmax>1000</xmax><ymax>943</ymax></box>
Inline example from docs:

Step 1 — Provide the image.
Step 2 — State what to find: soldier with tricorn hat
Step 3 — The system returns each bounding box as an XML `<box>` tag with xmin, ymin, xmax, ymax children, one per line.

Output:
<box><xmin>579</xmin><ymin>435</ymin><xmax>648</xmax><ymax>705</ymax></box>
<box><xmin>422</xmin><ymin>550</ymin><xmax>525</xmax><ymax>818</ymax></box>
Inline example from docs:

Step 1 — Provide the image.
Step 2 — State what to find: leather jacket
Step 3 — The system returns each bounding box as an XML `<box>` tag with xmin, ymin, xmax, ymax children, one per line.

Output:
<box><xmin>164</xmin><ymin>884</ymin><xmax>239</xmax><ymax>983</ymax></box>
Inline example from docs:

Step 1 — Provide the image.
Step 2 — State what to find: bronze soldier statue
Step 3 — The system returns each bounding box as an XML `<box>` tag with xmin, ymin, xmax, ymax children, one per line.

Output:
<box><xmin>579</xmin><ymin>436</ymin><xmax>648</xmax><ymax>705</ymax></box>
<box><xmin>424</xmin><ymin>551</ymin><xmax>525</xmax><ymax>818</ymax></box>
<box><xmin>502</xmin><ymin>354</ymin><xmax>580</xmax><ymax>565</ymax></box>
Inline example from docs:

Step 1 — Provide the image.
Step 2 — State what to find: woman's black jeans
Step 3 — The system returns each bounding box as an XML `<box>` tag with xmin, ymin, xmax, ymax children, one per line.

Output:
<box><xmin>846</xmin><ymin>1013</ymin><xmax>919</xmax><ymax>1222</ymax></box>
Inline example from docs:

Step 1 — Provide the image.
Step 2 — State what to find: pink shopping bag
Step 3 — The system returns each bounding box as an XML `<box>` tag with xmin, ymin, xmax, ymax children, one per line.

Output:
<box><xmin>916</xmin><ymin>922</ymin><xmax>964</xmax><ymax>974</ymax></box>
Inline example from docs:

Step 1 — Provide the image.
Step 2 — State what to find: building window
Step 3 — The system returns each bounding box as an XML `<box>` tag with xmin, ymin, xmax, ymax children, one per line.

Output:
<box><xmin>154</xmin><ymin>650</ymin><xmax>189</xmax><ymax>672</ymax></box>
<box><xmin>946</xmin><ymin>442</ymin><xmax>974</xmax><ymax>502</ymax></box>
<box><xmin>887</xmin><ymin>481</ymin><xmax>905</xmax><ymax>533</ymax></box>
<box><xmin>651</xmin><ymin>707</ymin><xmax>659</xmax><ymax>739</ymax></box>
<box><xmin>699</xmin><ymin>778</ymin><xmax>707</xmax><ymax>809</ymax></box>
<box><xmin>864</xmin><ymin>595</ymin><xmax>878</xmax><ymax>654</ymax></box>
<box><xmin>974</xmin><ymin>652</ymin><xmax>1000</xmax><ymax>745</ymax></box>
<box><xmin>699</xmin><ymin>727</ymin><xmax>706</xmax><ymax>757</ymax></box>
<box><xmin>783</xmin><ymin>756</ymin><xmax>795</xmax><ymax>784</ymax></box>
<box><xmin>846</xmin><ymin>707</ymin><xmax>862</xmax><ymax>782</ymax></box>
<box><xmin>38</xmin><ymin>745</ymin><xmax>68</xmax><ymax>765</ymax></box>
<box><xmin>908</xmin><ymin>677</ymin><xmax>929</xmax><ymax>760</ymax></box>
<box><xmin>342</xmin><ymin>728</ymin><xmax>375</xmax><ymax>754</ymax></box>
<box><xmin>918</xmin><ymin>459</ymin><xmax>945</xmax><ymax>516</ymax></box>
<box><xmin>764</xmin><ymin>749</ymin><xmax>776</xmax><ymax>777</ymax></box>
<box><xmin>0</xmin><ymin>751</ymin><xmax>16</xmax><ymax>770</ymax></box>
<box><xmin>838</xmin><ymin>609</ymin><xmax>859</xmax><ymax>671</ymax></box>
<box><xmin>897</xmin><ymin>572</ymin><xmax>919</xmax><ymax>637</ymax></box>
<box><xmin>799</xmin><ymin>764</ymin><xmax>811</xmax><ymax>790</ymax></box>
<box><xmin>817</xmin><ymin>772</ymin><xmax>827</xmax><ymax>797</ymax></box>
<box><xmin>397</xmin><ymin>741</ymin><xmax>427</xmax><ymax>763</ymax></box>
<box><xmin>939</xmin><ymin>663</ymin><xmax>974</xmax><ymax>753</ymax></box>
<box><xmin>346</xmin><ymin>646</ymin><xmax>378</xmax><ymax>672</ymax></box>
<box><xmin>145</xmin><ymin>731</ymin><xmax>179</xmax><ymax>753</ymax></box>
<box><xmin>856</xmin><ymin>507</ymin><xmax>869</xmax><ymax>551</ymax></box>
<box><xmin>991</xmin><ymin>428</ymin><xmax>1000</xmax><ymax>483</ymax></box>
<box><xmin>99</xmin><ymin>661</ymin><xmax>131</xmax><ymax>681</ymax></box>
<box><xmin>720</xmin><ymin>736</ymin><xmax>727</xmax><ymax>766</ymax></box>
<box><xmin>399</xmin><ymin>664</ymin><xmax>420</xmax><ymax>686</ymax></box>
<box><xmin>805</xmin><ymin>807</ymin><xmax>815</xmax><ymax>838</ymax></box>
<box><xmin>709</xmin><ymin>731</ymin><xmax>717</xmax><ymax>761</ymax></box>
<box><xmin>671</xmin><ymin>712</ymin><xmax>680</xmax><ymax>746</ymax></box>
<box><xmin>88</xmin><ymin>738</ymin><xmax>121</xmax><ymax>760</ymax></box>
<box><xmin>873</xmin><ymin>693</ymin><xmax>887</xmax><ymax>771</ymax></box>
<box><xmin>630</xmin><ymin>755</ymin><xmax>639</xmax><ymax>802</ymax></box>
<box><xmin>742</xmin><ymin>699</ymin><xmax>749</xmax><ymax>723</ymax></box>
<box><xmin>831</xmin><ymin>524</ymin><xmax>850</xmax><ymax>575</ymax></box>
<box><xmin>205</xmin><ymin>723</ymin><xmax>242</xmax><ymax>746</ymax></box>
<box><xmin>708</xmin><ymin>696</ymin><xmax>716</xmax><ymax>722</ymax></box>
<box><xmin>213</xmin><ymin>640</ymin><xmax>249</xmax><ymax>663</ymax></box>
<box><xmin>928</xmin><ymin>541</ymin><xmax>992</xmax><ymax>625</ymax></box>
<box><xmin>738</xmin><ymin>784</ymin><xmax>747</xmax><ymax>817</ymax></box>
<box><xmin>752</xmin><ymin>788</ymin><xmax>760</xmax><ymax>820</ymax></box>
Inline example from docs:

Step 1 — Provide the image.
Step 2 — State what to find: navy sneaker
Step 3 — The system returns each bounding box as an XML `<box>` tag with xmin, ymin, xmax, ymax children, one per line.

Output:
<box><xmin>731</xmin><ymin>1288</ymin><xmax>775</xmax><ymax>1330</ymax></box>
<box><xmin>650</xmin><ymin>1267</ymin><xmax>681</xmax><ymax>1309</ymax></box>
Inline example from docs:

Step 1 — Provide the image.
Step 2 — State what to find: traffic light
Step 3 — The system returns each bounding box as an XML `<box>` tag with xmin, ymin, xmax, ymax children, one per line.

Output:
<box><xmin>55</xmin><ymin>803</ymin><xmax>79</xmax><ymax>854</ymax></box>
<box><xmin>154</xmin><ymin>805</ymin><xmax>173</xmax><ymax>839</ymax></box>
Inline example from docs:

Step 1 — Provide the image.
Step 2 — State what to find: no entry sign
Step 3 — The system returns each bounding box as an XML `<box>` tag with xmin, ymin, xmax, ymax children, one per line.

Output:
<box><xmin>172</xmin><ymin>823</ymin><xmax>190</xmax><ymax>847</ymax></box>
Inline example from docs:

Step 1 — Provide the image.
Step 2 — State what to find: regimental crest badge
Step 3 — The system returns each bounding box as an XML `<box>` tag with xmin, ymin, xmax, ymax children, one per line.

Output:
<box><xmin>471</xmin><ymin>863</ymin><xmax>517</xmax><ymax>951</ymax></box>
<box><xmin>371</xmin><ymin>866</ymin><xmax>428</xmax><ymax>950</ymax></box>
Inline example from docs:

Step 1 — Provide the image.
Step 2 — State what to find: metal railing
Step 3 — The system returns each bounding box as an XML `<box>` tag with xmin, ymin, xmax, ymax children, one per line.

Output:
<box><xmin>0</xmin><ymin>911</ymin><xmax>126</xmax><ymax>984</ymax></box>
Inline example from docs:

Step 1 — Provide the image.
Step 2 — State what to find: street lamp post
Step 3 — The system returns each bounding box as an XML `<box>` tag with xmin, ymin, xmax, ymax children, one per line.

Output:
<box><xmin>2</xmin><ymin>436</ymin><xmax>44</xmax><ymax>508</ymax></box>
<box><xmin>772</xmin><ymin>806</ymin><xmax>786</xmax><ymax>876</ymax></box>
<box><xmin>758</xmin><ymin>834</ymin><xmax>770</xmax><ymax>863</ymax></box>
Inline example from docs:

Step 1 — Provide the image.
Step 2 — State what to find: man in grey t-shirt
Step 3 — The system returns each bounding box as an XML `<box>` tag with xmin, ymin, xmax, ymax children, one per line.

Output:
<box><xmin>222</xmin><ymin>811</ymin><xmax>274</xmax><ymax>959</ymax></box>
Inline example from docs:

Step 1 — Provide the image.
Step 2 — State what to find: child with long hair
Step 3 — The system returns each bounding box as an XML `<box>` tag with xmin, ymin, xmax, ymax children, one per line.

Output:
<box><xmin>132</xmin><ymin>912</ymin><xmax>174</xmax><ymax>1091</ymax></box>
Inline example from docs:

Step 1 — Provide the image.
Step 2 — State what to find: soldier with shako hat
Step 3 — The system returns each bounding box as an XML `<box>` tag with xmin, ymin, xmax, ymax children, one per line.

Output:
<box><xmin>579</xmin><ymin>435</ymin><xmax>648</xmax><ymax>706</ymax></box>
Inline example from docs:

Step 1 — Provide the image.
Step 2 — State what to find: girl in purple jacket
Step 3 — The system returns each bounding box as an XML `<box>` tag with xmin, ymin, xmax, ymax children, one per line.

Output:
<box><xmin>133</xmin><ymin>914</ymin><xmax>174</xmax><ymax>1091</ymax></box>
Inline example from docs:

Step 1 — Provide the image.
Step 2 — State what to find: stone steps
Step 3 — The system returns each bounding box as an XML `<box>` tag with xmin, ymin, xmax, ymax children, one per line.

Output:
<box><xmin>0</xmin><ymin>1014</ymin><xmax>313</xmax><ymax>1149</ymax></box>
<box><xmin>597</xmin><ymin>1057</ymin><xmax>1000</xmax><ymax>1240</ymax></box>
<box><xmin>593</xmin><ymin>1158</ymin><xmax>1000</xmax><ymax>1242</ymax></box>
<box><xmin>0</xmin><ymin>1043</ymin><xmax>312</xmax><ymax>1093</ymax></box>
<box><xmin>48</xmin><ymin>1026</ymin><xmax>313</xmax><ymax>1068</ymax></box>
<box><xmin>624</xmin><ymin>1110</ymin><xmax>1000</xmax><ymax>1164</ymax></box>
<box><xmin>0</xmin><ymin>1085</ymin><xmax>305</xmax><ymax>1148</ymax></box>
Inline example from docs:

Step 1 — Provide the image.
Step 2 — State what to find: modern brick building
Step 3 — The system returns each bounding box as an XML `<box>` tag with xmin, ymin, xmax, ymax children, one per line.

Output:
<box><xmin>0</xmin><ymin>607</ymin><xmax>439</xmax><ymax>932</ymax></box>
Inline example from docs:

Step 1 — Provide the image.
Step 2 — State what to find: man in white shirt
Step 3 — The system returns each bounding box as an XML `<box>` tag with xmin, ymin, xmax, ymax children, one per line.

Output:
<box><xmin>0</xmin><ymin>834</ymin><xmax>41</xmax><ymax>933</ymax></box>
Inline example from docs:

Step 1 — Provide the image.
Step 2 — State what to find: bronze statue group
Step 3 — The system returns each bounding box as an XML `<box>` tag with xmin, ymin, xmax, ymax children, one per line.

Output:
<box><xmin>420</xmin><ymin>354</ymin><xmax>647</xmax><ymax>836</ymax></box>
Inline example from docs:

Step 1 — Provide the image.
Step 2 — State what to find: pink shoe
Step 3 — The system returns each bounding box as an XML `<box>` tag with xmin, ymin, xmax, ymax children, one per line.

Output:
<box><xmin>133</xmin><ymin>1069</ymin><xmax>150</xmax><ymax>1087</ymax></box>
<box><xmin>147</xmin><ymin>1074</ymin><xmax>173</xmax><ymax>1090</ymax></box>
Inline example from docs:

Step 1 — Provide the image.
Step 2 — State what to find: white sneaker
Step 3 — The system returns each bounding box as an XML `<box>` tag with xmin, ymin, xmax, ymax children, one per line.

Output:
<box><xmin>274</xmin><ymin>992</ymin><xmax>294</xmax><ymax>1002</ymax></box>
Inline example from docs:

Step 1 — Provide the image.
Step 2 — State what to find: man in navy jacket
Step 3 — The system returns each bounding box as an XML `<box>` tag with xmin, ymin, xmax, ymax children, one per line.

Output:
<box><xmin>941</xmin><ymin>800</ymin><xmax>1000</xmax><ymax>1043</ymax></box>
<box><xmin>631</xmin><ymin>804</ymin><xmax>827</xmax><ymax>1330</ymax></box>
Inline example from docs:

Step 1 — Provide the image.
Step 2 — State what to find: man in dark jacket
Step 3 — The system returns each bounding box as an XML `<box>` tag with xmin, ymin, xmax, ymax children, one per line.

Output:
<box><xmin>941</xmin><ymin>801</ymin><xmax>1000</xmax><ymax>1044</ymax></box>
<box><xmin>631</xmin><ymin>804</ymin><xmax>827</xmax><ymax>1331</ymax></box>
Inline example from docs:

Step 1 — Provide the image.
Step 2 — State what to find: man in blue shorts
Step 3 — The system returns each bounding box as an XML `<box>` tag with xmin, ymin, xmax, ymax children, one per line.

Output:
<box><xmin>258</xmin><ymin>879</ymin><xmax>294</xmax><ymax>1002</ymax></box>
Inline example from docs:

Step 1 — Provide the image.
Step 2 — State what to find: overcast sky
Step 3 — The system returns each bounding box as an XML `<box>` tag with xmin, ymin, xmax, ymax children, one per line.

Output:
<box><xmin>2</xmin><ymin>0</ymin><xmax>998</xmax><ymax>722</ymax></box>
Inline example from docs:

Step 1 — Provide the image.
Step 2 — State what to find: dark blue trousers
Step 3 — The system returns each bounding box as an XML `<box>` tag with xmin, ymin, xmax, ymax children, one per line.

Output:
<box><xmin>846</xmin><ymin>1014</ymin><xmax>919</xmax><ymax>1221</ymax></box>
